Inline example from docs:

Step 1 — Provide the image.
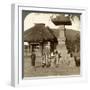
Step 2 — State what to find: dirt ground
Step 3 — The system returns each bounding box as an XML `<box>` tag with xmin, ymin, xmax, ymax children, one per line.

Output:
<box><xmin>23</xmin><ymin>55</ymin><xmax>80</xmax><ymax>77</ymax></box>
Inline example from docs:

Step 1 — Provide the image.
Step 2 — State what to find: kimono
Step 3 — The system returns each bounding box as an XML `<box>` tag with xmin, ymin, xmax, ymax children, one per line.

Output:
<box><xmin>31</xmin><ymin>53</ymin><xmax>36</xmax><ymax>66</ymax></box>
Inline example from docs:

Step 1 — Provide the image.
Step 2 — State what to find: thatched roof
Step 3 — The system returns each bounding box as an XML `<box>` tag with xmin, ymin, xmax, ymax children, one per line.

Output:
<box><xmin>51</xmin><ymin>15</ymin><xmax>71</xmax><ymax>25</ymax></box>
<box><xmin>24</xmin><ymin>23</ymin><xmax>57</xmax><ymax>43</ymax></box>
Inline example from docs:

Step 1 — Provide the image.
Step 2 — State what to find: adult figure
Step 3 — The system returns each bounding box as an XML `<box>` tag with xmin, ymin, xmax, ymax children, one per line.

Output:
<box><xmin>46</xmin><ymin>52</ymin><xmax>51</xmax><ymax>67</ymax></box>
<box><xmin>31</xmin><ymin>51</ymin><xmax>36</xmax><ymax>70</ymax></box>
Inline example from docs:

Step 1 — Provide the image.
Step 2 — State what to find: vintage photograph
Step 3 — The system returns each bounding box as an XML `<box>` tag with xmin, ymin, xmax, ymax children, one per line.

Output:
<box><xmin>22</xmin><ymin>10</ymin><xmax>80</xmax><ymax>77</ymax></box>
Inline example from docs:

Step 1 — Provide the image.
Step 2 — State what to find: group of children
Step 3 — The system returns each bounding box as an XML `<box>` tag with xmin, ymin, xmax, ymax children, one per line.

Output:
<box><xmin>42</xmin><ymin>50</ymin><xmax>61</xmax><ymax>68</ymax></box>
<box><xmin>30</xmin><ymin>50</ymin><xmax>61</xmax><ymax>68</ymax></box>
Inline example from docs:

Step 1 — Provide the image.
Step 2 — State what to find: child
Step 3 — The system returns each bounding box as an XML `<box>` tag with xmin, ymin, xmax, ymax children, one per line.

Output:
<box><xmin>42</xmin><ymin>53</ymin><xmax>46</xmax><ymax>68</ymax></box>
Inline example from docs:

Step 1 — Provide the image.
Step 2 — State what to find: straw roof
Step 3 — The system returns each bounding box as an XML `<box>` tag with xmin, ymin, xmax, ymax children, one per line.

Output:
<box><xmin>51</xmin><ymin>15</ymin><xmax>71</xmax><ymax>25</ymax></box>
<box><xmin>24</xmin><ymin>23</ymin><xmax>57</xmax><ymax>43</ymax></box>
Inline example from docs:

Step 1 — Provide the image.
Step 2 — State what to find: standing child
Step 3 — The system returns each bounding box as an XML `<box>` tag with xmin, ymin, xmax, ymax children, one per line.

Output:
<box><xmin>42</xmin><ymin>53</ymin><xmax>46</xmax><ymax>68</ymax></box>
<box><xmin>55</xmin><ymin>51</ymin><xmax>59</xmax><ymax>67</ymax></box>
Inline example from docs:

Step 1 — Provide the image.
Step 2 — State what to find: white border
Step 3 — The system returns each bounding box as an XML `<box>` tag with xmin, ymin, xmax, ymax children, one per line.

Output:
<box><xmin>11</xmin><ymin>4</ymin><xmax>87</xmax><ymax>87</ymax></box>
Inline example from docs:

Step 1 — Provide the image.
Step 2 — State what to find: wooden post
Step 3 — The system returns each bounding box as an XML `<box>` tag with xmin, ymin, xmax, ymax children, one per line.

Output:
<box><xmin>28</xmin><ymin>42</ymin><xmax>30</xmax><ymax>56</ymax></box>
<box><xmin>40</xmin><ymin>42</ymin><xmax>44</xmax><ymax>57</ymax></box>
<box><xmin>64</xmin><ymin>25</ymin><xmax>66</xmax><ymax>43</ymax></box>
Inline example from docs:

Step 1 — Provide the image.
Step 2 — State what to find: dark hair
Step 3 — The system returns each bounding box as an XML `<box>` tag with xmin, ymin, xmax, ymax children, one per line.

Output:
<box><xmin>56</xmin><ymin>51</ymin><xmax>58</xmax><ymax>54</ymax></box>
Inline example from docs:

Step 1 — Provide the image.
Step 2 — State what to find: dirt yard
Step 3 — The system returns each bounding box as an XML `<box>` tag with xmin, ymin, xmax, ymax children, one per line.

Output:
<box><xmin>23</xmin><ymin>55</ymin><xmax>80</xmax><ymax>77</ymax></box>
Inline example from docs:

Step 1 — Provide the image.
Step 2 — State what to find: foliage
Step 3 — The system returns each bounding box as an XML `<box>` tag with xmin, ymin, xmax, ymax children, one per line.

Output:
<box><xmin>66</xmin><ymin>33</ymin><xmax>80</xmax><ymax>53</ymax></box>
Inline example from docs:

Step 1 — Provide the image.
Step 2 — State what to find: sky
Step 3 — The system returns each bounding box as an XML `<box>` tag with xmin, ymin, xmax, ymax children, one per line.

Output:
<box><xmin>24</xmin><ymin>13</ymin><xmax>80</xmax><ymax>31</ymax></box>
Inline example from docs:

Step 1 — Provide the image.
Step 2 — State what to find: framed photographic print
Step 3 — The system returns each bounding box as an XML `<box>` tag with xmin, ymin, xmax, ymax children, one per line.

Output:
<box><xmin>11</xmin><ymin>4</ymin><xmax>87</xmax><ymax>87</ymax></box>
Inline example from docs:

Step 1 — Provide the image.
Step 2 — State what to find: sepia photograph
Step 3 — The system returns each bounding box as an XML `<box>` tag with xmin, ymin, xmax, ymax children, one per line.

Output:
<box><xmin>22</xmin><ymin>10</ymin><xmax>80</xmax><ymax>78</ymax></box>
